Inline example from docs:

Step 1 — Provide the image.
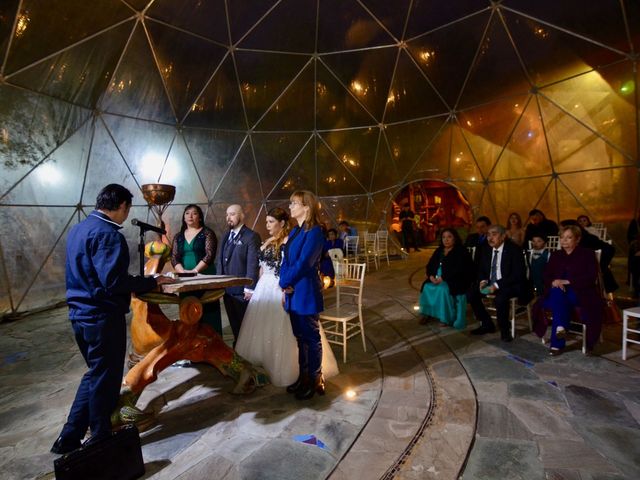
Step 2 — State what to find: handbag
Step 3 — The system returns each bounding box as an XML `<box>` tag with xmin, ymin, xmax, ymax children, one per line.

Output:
<box><xmin>603</xmin><ymin>297</ymin><xmax>622</xmax><ymax>324</ymax></box>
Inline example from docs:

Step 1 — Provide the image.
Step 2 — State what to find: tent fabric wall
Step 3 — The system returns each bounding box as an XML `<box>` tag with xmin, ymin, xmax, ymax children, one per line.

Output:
<box><xmin>0</xmin><ymin>0</ymin><xmax>638</xmax><ymax>316</ymax></box>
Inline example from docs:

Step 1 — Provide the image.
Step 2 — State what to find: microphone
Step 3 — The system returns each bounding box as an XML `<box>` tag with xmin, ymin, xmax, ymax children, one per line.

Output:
<box><xmin>131</xmin><ymin>219</ymin><xmax>166</xmax><ymax>235</ymax></box>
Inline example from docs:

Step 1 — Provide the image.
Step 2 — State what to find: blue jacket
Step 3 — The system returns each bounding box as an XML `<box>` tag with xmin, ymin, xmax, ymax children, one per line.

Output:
<box><xmin>66</xmin><ymin>211</ymin><xmax>157</xmax><ymax>320</ymax></box>
<box><xmin>279</xmin><ymin>224</ymin><xmax>324</xmax><ymax>315</ymax></box>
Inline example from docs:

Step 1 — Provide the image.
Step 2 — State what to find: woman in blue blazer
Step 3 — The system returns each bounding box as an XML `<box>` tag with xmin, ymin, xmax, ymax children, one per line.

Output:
<box><xmin>279</xmin><ymin>190</ymin><xmax>326</xmax><ymax>400</ymax></box>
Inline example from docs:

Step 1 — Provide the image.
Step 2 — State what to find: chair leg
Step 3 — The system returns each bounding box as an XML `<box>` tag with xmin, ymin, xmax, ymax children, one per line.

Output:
<box><xmin>526</xmin><ymin>302</ymin><xmax>533</xmax><ymax>330</ymax></box>
<box><xmin>359</xmin><ymin>308</ymin><xmax>366</xmax><ymax>353</ymax></box>
<box><xmin>343</xmin><ymin>321</ymin><xmax>348</xmax><ymax>364</ymax></box>
<box><xmin>510</xmin><ymin>299</ymin><xmax>516</xmax><ymax>338</ymax></box>
<box><xmin>582</xmin><ymin>324</ymin><xmax>587</xmax><ymax>354</ymax></box>
<box><xmin>623</xmin><ymin>313</ymin><xmax>628</xmax><ymax>360</ymax></box>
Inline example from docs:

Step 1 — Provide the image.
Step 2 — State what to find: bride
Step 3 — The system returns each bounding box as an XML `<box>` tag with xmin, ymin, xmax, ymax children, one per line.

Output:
<box><xmin>235</xmin><ymin>207</ymin><xmax>339</xmax><ymax>387</ymax></box>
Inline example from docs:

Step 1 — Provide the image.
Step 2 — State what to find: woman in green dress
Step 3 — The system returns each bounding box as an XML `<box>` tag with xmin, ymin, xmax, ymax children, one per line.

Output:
<box><xmin>171</xmin><ymin>204</ymin><xmax>221</xmax><ymax>334</ymax></box>
<box><xmin>419</xmin><ymin>228</ymin><xmax>474</xmax><ymax>329</ymax></box>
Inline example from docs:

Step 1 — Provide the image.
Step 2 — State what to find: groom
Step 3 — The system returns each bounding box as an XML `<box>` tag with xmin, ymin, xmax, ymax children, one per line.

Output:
<box><xmin>216</xmin><ymin>204</ymin><xmax>260</xmax><ymax>346</ymax></box>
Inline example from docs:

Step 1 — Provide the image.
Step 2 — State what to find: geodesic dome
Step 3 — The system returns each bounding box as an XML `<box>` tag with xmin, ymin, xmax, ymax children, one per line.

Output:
<box><xmin>1</xmin><ymin>0</ymin><xmax>638</xmax><ymax>316</ymax></box>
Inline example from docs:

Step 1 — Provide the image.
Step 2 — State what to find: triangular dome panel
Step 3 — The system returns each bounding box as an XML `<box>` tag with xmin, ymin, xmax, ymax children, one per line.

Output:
<box><xmin>405</xmin><ymin>2</ymin><xmax>489</xmax><ymax>39</ymax></box>
<box><xmin>555</xmin><ymin>177</ymin><xmax>590</xmax><ymax>220</ymax></box>
<box><xmin>316</xmin><ymin>141</ymin><xmax>367</xmax><ymax>197</ymax></box>
<box><xmin>3</xmin><ymin>119</ymin><xmax>92</xmax><ymax>206</ymax></box>
<box><xmin>226</xmin><ymin>1</ymin><xmax>279</xmax><ymax>44</ymax></box>
<box><xmin>449</xmin><ymin>126</ymin><xmax>483</xmax><ymax>183</ymax></box>
<box><xmin>146</xmin><ymin>0</ymin><xmax>228</xmax><ymax>44</ymax></box>
<box><xmin>235</xmin><ymin>51</ymin><xmax>310</xmax><ymax>128</ymax></box>
<box><xmin>100</xmin><ymin>22</ymin><xmax>175</xmax><ymax>123</ymax></box>
<box><xmin>560</xmin><ymin>167</ymin><xmax>637</xmax><ymax>222</ymax></box>
<box><xmin>534</xmin><ymin>178</ymin><xmax>559</xmax><ymax>223</ymax></box>
<box><xmin>321</xmin><ymin>195</ymin><xmax>369</xmax><ymax>229</ymax></box>
<box><xmin>491</xmin><ymin>97</ymin><xmax>553</xmax><ymax>181</ymax></box>
<box><xmin>101</xmin><ymin>114</ymin><xmax>177</xmax><ymax>187</ymax></box>
<box><xmin>539</xmin><ymin>96</ymin><xmax>634</xmax><ymax>174</ymax></box>
<box><xmin>407</xmin><ymin>11</ymin><xmax>489</xmax><ymax>109</ymax></box>
<box><xmin>384</xmin><ymin>49</ymin><xmax>449</xmax><ymax>124</ymax></box>
<box><xmin>8</xmin><ymin>21</ymin><xmax>134</xmax><ymax>108</ymax></box>
<box><xmin>502</xmin><ymin>9</ymin><xmax>627</xmax><ymax>88</ymax></box>
<box><xmin>503</xmin><ymin>0</ymin><xmax>631</xmax><ymax>53</ymax></box>
<box><xmin>316</xmin><ymin>62</ymin><xmax>378</xmax><ymax>129</ymax></box>
<box><xmin>0</xmin><ymin>86</ymin><xmax>91</xmax><ymax>197</ymax></box>
<box><xmin>183</xmin><ymin>55</ymin><xmax>247</xmax><ymax>130</ymax></box>
<box><xmin>181</xmin><ymin>128</ymin><xmax>247</xmax><ymax>199</ymax></box>
<box><xmin>458</xmin><ymin>13</ymin><xmax>531</xmax><ymax>109</ymax></box>
<box><xmin>255</xmin><ymin>63</ymin><xmax>315</xmax><ymax>131</ymax></box>
<box><xmin>146</xmin><ymin>19</ymin><xmax>228</xmax><ymax>121</ymax></box>
<box><xmin>251</xmin><ymin>132</ymin><xmax>312</xmax><ymax>198</ymax></box>
<box><xmin>457</xmin><ymin>94</ymin><xmax>530</xmax><ymax>178</ymax></box>
<box><xmin>4</xmin><ymin>0</ymin><xmax>134</xmax><ymax>74</ymax></box>
<box><xmin>82</xmin><ymin>115</ymin><xmax>142</xmax><ymax>206</ymax></box>
<box><xmin>384</xmin><ymin>116</ymin><xmax>448</xmax><ymax>176</ymax></box>
<box><xmin>407</xmin><ymin>124</ymin><xmax>451</xmax><ymax>183</ymax></box>
<box><xmin>212</xmin><ymin>141</ymin><xmax>262</xmax><ymax>203</ymax></box>
<box><xmin>0</xmin><ymin>1</ymin><xmax>20</xmax><ymax>66</ymax></box>
<box><xmin>370</xmin><ymin>143</ymin><xmax>400</xmax><ymax>193</ymax></box>
<box><xmin>161</xmin><ymin>134</ymin><xmax>208</xmax><ymax>204</ymax></box>
<box><xmin>238</xmin><ymin>0</ymin><xmax>316</xmax><ymax>53</ymax></box>
<box><xmin>0</xmin><ymin>206</ymin><xmax>74</xmax><ymax>311</ymax></box>
<box><xmin>540</xmin><ymin>63</ymin><xmax>637</xmax><ymax>161</ymax></box>
<box><xmin>319</xmin><ymin>127</ymin><xmax>379</xmax><ymax>191</ymax></box>
<box><xmin>320</xmin><ymin>47</ymin><xmax>397</xmax><ymax>121</ymax></box>
<box><xmin>317</xmin><ymin>0</ymin><xmax>396</xmax><ymax>52</ymax></box>
<box><xmin>359</xmin><ymin>0</ymin><xmax>411</xmax><ymax>40</ymax></box>
<box><xmin>489</xmin><ymin>177</ymin><xmax>553</xmax><ymax>223</ymax></box>
<box><xmin>269</xmin><ymin>138</ymin><xmax>317</xmax><ymax>200</ymax></box>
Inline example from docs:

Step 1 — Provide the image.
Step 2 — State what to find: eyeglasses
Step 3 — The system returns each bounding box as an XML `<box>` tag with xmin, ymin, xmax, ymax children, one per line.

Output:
<box><xmin>289</xmin><ymin>201</ymin><xmax>303</xmax><ymax>207</ymax></box>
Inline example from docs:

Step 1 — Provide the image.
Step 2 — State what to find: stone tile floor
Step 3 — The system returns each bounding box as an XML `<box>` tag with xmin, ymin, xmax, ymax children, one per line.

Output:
<box><xmin>0</xmin><ymin>251</ymin><xmax>639</xmax><ymax>479</ymax></box>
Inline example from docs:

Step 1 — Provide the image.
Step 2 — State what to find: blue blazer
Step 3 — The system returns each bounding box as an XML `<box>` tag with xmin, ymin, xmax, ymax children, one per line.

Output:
<box><xmin>279</xmin><ymin>224</ymin><xmax>324</xmax><ymax>315</ymax></box>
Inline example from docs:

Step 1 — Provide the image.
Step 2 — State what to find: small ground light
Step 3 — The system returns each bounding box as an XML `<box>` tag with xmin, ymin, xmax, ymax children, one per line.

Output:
<box><xmin>345</xmin><ymin>389</ymin><xmax>357</xmax><ymax>399</ymax></box>
<box><xmin>413</xmin><ymin>305</ymin><xmax>420</xmax><ymax>311</ymax></box>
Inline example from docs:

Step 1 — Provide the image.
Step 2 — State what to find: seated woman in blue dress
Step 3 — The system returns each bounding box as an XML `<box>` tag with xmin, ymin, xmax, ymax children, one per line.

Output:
<box><xmin>419</xmin><ymin>228</ymin><xmax>474</xmax><ymax>329</ymax></box>
<box><xmin>319</xmin><ymin>228</ymin><xmax>344</xmax><ymax>281</ymax></box>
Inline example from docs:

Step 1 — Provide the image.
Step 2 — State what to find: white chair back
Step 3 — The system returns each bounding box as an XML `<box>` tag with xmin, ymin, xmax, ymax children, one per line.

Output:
<box><xmin>363</xmin><ymin>232</ymin><xmax>379</xmax><ymax>270</ymax></box>
<box><xmin>375</xmin><ymin>230</ymin><xmax>390</xmax><ymax>266</ymax></box>
<box><xmin>344</xmin><ymin>235</ymin><xmax>360</xmax><ymax>261</ymax></box>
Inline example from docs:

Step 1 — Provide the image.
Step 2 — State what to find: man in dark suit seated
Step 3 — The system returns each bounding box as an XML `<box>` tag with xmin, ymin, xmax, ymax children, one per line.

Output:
<box><xmin>469</xmin><ymin>224</ymin><xmax>527</xmax><ymax>342</ymax></box>
<box><xmin>524</xmin><ymin>209</ymin><xmax>559</xmax><ymax>246</ymax></box>
<box><xmin>464</xmin><ymin>216</ymin><xmax>491</xmax><ymax>256</ymax></box>
<box><xmin>216</xmin><ymin>204</ymin><xmax>261</xmax><ymax>346</ymax></box>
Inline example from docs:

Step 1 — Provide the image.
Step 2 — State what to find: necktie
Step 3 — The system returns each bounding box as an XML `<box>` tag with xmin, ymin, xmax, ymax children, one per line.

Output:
<box><xmin>229</xmin><ymin>231</ymin><xmax>236</xmax><ymax>244</ymax></box>
<box><xmin>490</xmin><ymin>249</ymin><xmax>499</xmax><ymax>284</ymax></box>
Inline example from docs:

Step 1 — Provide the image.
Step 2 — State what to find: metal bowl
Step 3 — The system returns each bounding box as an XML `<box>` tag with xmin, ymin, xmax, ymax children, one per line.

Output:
<box><xmin>141</xmin><ymin>184</ymin><xmax>176</xmax><ymax>206</ymax></box>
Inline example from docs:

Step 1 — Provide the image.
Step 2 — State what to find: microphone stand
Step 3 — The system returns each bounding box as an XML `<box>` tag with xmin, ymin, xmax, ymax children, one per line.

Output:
<box><xmin>137</xmin><ymin>228</ymin><xmax>146</xmax><ymax>277</ymax></box>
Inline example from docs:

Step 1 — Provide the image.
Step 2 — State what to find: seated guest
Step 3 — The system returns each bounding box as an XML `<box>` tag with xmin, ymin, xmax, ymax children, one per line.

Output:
<box><xmin>540</xmin><ymin>225</ymin><xmax>603</xmax><ymax>356</ymax></box>
<box><xmin>506</xmin><ymin>212</ymin><xmax>525</xmax><ymax>248</ymax></box>
<box><xmin>320</xmin><ymin>228</ymin><xmax>344</xmax><ymax>280</ymax></box>
<box><xmin>337</xmin><ymin>220</ymin><xmax>358</xmax><ymax>240</ymax></box>
<box><xmin>528</xmin><ymin>234</ymin><xmax>550</xmax><ymax>296</ymax></box>
<box><xmin>524</xmin><ymin>209</ymin><xmax>558</xmax><ymax>246</ymax></box>
<box><xmin>419</xmin><ymin>229</ymin><xmax>474</xmax><ymax>329</ymax></box>
<box><xmin>560</xmin><ymin>219</ymin><xmax>618</xmax><ymax>293</ymax></box>
<box><xmin>469</xmin><ymin>225</ymin><xmax>527</xmax><ymax>342</ymax></box>
<box><xmin>464</xmin><ymin>216</ymin><xmax>491</xmax><ymax>257</ymax></box>
<box><xmin>577</xmin><ymin>215</ymin><xmax>599</xmax><ymax>236</ymax></box>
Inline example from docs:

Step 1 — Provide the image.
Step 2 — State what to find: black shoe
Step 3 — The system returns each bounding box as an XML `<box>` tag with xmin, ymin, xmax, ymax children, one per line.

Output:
<box><xmin>295</xmin><ymin>375</ymin><xmax>325</xmax><ymax>400</ymax></box>
<box><xmin>471</xmin><ymin>326</ymin><xmax>496</xmax><ymax>335</ymax></box>
<box><xmin>501</xmin><ymin>334</ymin><xmax>514</xmax><ymax>343</ymax></box>
<box><xmin>549</xmin><ymin>348</ymin><xmax>563</xmax><ymax>356</ymax></box>
<box><xmin>50</xmin><ymin>436</ymin><xmax>81</xmax><ymax>455</ymax></box>
<box><xmin>286</xmin><ymin>374</ymin><xmax>308</xmax><ymax>394</ymax></box>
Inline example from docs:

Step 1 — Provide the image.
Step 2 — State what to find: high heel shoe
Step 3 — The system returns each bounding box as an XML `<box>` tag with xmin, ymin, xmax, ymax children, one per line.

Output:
<box><xmin>295</xmin><ymin>374</ymin><xmax>325</xmax><ymax>400</ymax></box>
<box><xmin>286</xmin><ymin>374</ymin><xmax>308</xmax><ymax>394</ymax></box>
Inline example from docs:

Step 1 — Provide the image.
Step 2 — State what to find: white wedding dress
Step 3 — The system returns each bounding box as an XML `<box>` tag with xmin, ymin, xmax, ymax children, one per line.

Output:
<box><xmin>235</xmin><ymin>247</ymin><xmax>339</xmax><ymax>387</ymax></box>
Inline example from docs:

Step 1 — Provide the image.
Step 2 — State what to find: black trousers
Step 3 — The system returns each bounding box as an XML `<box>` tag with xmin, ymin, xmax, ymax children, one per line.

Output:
<box><xmin>468</xmin><ymin>286</ymin><xmax>519</xmax><ymax>337</ymax></box>
<box><xmin>223</xmin><ymin>293</ymin><xmax>248</xmax><ymax>345</ymax></box>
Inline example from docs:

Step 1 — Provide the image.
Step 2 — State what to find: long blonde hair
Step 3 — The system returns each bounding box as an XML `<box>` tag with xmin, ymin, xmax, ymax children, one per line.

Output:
<box><xmin>290</xmin><ymin>190</ymin><xmax>322</xmax><ymax>231</ymax></box>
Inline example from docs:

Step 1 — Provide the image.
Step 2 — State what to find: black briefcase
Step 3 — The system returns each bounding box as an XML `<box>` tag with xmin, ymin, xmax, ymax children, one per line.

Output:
<box><xmin>53</xmin><ymin>424</ymin><xmax>145</xmax><ymax>480</ymax></box>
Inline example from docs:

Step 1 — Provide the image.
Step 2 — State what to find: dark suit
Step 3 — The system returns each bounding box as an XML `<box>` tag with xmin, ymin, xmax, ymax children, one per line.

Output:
<box><xmin>216</xmin><ymin>225</ymin><xmax>260</xmax><ymax>343</ymax></box>
<box><xmin>469</xmin><ymin>239</ymin><xmax>526</xmax><ymax>338</ymax></box>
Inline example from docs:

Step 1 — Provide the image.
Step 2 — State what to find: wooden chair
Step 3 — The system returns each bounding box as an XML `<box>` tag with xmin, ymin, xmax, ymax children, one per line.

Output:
<box><xmin>320</xmin><ymin>262</ymin><xmax>366</xmax><ymax>363</ymax></box>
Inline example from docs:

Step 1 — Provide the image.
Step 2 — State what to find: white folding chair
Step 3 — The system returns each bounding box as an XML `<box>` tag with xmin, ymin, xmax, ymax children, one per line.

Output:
<box><xmin>344</xmin><ymin>235</ymin><xmax>360</xmax><ymax>262</ymax></box>
<box><xmin>375</xmin><ymin>230</ymin><xmax>390</xmax><ymax>266</ymax></box>
<box><xmin>320</xmin><ymin>262</ymin><xmax>366</xmax><ymax>363</ymax></box>
<box><xmin>546</xmin><ymin>235</ymin><xmax>560</xmax><ymax>250</ymax></box>
<box><xmin>467</xmin><ymin>246</ymin><xmax>476</xmax><ymax>261</ymax></box>
<box><xmin>482</xmin><ymin>296</ymin><xmax>532</xmax><ymax>338</ymax></box>
<box><xmin>363</xmin><ymin>233</ymin><xmax>379</xmax><ymax>270</ymax></box>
